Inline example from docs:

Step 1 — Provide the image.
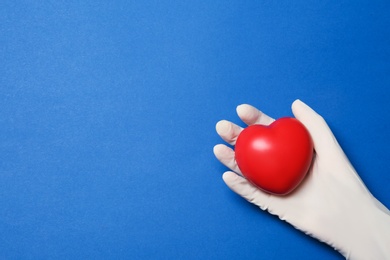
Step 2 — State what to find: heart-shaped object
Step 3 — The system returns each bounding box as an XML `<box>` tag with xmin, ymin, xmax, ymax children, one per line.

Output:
<box><xmin>235</xmin><ymin>117</ymin><xmax>313</xmax><ymax>195</ymax></box>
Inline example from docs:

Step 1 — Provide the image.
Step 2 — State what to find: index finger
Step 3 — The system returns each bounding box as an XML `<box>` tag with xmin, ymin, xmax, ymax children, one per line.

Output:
<box><xmin>236</xmin><ymin>104</ymin><xmax>275</xmax><ymax>126</ymax></box>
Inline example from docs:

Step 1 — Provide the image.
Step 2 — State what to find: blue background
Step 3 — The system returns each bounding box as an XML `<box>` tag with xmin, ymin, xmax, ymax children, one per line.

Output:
<box><xmin>1</xmin><ymin>1</ymin><xmax>389</xmax><ymax>259</ymax></box>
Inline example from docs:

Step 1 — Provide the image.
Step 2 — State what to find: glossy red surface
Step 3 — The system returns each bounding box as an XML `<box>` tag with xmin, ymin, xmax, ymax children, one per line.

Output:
<box><xmin>235</xmin><ymin>118</ymin><xmax>314</xmax><ymax>195</ymax></box>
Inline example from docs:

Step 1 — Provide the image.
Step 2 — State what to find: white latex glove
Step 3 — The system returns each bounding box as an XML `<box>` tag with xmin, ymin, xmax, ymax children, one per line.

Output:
<box><xmin>214</xmin><ymin>100</ymin><xmax>390</xmax><ymax>260</ymax></box>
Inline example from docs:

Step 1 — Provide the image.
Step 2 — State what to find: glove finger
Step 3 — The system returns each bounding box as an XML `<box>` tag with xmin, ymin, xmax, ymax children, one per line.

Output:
<box><xmin>291</xmin><ymin>99</ymin><xmax>338</xmax><ymax>155</ymax></box>
<box><xmin>222</xmin><ymin>171</ymin><xmax>271</xmax><ymax>211</ymax></box>
<box><xmin>213</xmin><ymin>145</ymin><xmax>242</xmax><ymax>175</ymax></box>
<box><xmin>236</xmin><ymin>104</ymin><xmax>275</xmax><ymax>126</ymax></box>
<box><xmin>215</xmin><ymin>120</ymin><xmax>243</xmax><ymax>145</ymax></box>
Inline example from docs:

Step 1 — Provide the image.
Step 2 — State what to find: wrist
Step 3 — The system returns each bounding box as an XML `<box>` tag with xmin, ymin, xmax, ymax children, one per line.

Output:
<box><xmin>343</xmin><ymin>201</ymin><xmax>390</xmax><ymax>260</ymax></box>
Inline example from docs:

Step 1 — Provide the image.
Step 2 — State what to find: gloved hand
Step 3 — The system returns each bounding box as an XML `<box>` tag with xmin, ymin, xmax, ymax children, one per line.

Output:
<box><xmin>214</xmin><ymin>99</ymin><xmax>390</xmax><ymax>260</ymax></box>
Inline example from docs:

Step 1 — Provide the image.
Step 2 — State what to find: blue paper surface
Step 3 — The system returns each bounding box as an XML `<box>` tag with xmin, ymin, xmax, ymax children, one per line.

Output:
<box><xmin>1</xmin><ymin>1</ymin><xmax>389</xmax><ymax>259</ymax></box>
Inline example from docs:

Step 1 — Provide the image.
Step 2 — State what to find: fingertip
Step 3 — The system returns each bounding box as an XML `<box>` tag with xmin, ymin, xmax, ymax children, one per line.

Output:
<box><xmin>215</xmin><ymin>120</ymin><xmax>231</xmax><ymax>135</ymax></box>
<box><xmin>222</xmin><ymin>171</ymin><xmax>240</xmax><ymax>184</ymax></box>
<box><xmin>213</xmin><ymin>144</ymin><xmax>218</xmax><ymax>156</ymax></box>
<box><xmin>291</xmin><ymin>99</ymin><xmax>301</xmax><ymax>109</ymax></box>
<box><xmin>236</xmin><ymin>104</ymin><xmax>257</xmax><ymax>123</ymax></box>
<box><xmin>236</xmin><ymin>104</ymin><xmax>253</xmax><ymax>117</ymax></box>
<box><xmin>237</xmin><ymin>104</ymin><xmax>275</xmax><ymax>126</ymax></box>
<box><xmin>291</xmin><ymin>99</ymin><xmax>305</xmax><ymax>114</ymax></box>
<box><xmin>291</xmin><ymin>99</ymin><xmax>315</xmax><ymax>119</ymax></box>
<box><xmin>236</xmin><ymin>104</ymin><xmax>249</xmax><ymax>114</ymax></box>
<box><xmin>213</xmin><ymin>144</ymin><xmax>225</xmax><ymax>156</ymax></box>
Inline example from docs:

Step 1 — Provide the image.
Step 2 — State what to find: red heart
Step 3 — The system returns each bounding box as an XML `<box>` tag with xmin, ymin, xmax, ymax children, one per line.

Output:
<box><xmin>235</xmin><ymin>117</ymin><xmax>313</xmax><ymax>195</ymax></box>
